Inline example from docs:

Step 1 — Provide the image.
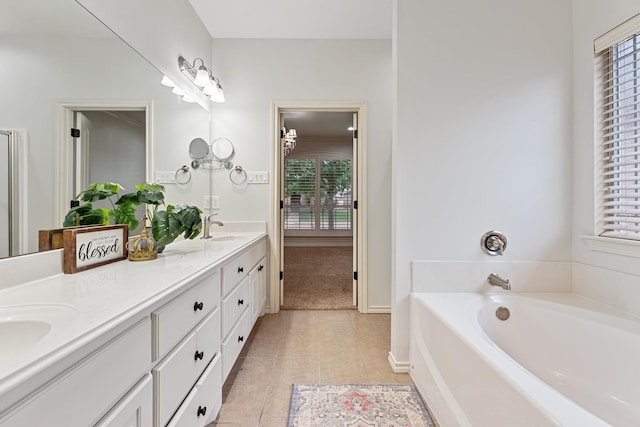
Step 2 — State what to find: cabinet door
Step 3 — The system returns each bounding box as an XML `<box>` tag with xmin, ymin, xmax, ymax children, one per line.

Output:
<box><xmin>250</xmin><ymin>257</ymin><xmax>266</xmax><ymax>324</ymax></box>
<box><xmin>95</xmin><ymin>374</ymin><xmax>153</xmax><ymax>427</ymax></box>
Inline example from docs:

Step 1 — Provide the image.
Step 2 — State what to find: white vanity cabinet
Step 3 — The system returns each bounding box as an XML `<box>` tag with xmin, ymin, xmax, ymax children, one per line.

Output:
<box><xmin>220</xmin><ymin>240</ymin><xmax>267</xmax><ymax>381</ymax></box>
<box><xmin>0</xmin><ymin>318</ymin><xmax>152</xmax><ymax>427</ymax></box>
<box><xmin>0</xmin><ymin>232</ymin><xmax>267</xmax><ymax>427</ymax></box>
<box><xmin>151</xmin><ymin>270</ymin><xmax>222</xmax><ymax>426</ymax></box>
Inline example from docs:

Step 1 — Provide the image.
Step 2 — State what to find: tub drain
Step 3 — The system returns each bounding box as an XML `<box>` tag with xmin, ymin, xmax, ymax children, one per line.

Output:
<box><xmin>495</xmin><ymin>306</ymin><xmax>510</xmax><ymax>321</ymax></box>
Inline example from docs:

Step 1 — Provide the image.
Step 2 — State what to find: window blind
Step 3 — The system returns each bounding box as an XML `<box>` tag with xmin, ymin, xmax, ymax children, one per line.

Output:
<box><xmin>597</xmin><ymin>19</ymin><xmax>640</xmax><ymax>240</ymax></box>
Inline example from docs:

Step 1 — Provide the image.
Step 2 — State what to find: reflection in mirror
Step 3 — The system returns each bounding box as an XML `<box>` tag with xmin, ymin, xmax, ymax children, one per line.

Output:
<box><xmin>211</xmin><ymin>137</ymin><xmax>235</xmax><ymax>162</ymax></box>
<box><xmin>0</xmin><ymin>0</ymin><xmax>211</xmax><ymax>259</ymax></box>
<box><xmin>189</xmin><ymin>137</ymin><xmax>210</xmax><ymax>163</ymax></box>
<box><xmin>189</xmin><ymin>137</ymin><xmax>235</xmax><ymax>170</ymax></box>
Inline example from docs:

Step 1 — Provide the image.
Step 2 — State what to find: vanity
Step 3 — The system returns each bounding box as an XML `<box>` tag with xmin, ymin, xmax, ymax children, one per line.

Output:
<box><xmin>0</xmin><ymin>228</ymin><xmax>267</xmax><ymax>426</ymax></box>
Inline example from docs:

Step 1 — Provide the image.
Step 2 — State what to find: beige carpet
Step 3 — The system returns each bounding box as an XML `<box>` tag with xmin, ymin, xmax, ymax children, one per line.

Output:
<box><xmin>282</xmin><ymin>246</ymin><xmax>354</xmax><ymax>310</ymax></box>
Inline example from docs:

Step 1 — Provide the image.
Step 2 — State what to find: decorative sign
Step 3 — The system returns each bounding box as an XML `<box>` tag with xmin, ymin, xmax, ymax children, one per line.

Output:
<box><xmin>63</xmin><ymin>225</ymin><xmax>128</xmax><ymax>274</ymax></box>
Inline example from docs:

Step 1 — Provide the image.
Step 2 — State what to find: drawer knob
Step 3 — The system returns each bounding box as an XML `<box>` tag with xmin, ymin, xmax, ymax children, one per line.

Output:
<box><xmin>238</xmin><ymin>298</ymin><xmax>244</xmax><ymax>306</ymax></box>
<box><xmin>197</xmin><ymin>406</ymin><xmax>207</xmax><ymax>417</ymax></box>
<box><xmin>194</xmin><ymin>350</ymin><xmax>204</xmax><ymax>361</ymax></box>
<box><xmin>238</xmin><ymin>335</ymin><xmax>244</xmax><ymax>343</ymax></box>
<box><xmin>193</xmin><ymin>301</ymin><xmax>204</xmax><ymax>311</ymax></box>
<box><xmin>238</xmin><ymin>266</ymin><xmax>244</xmax><ymax>273</ymax></box>
<box><xmin>258</xmin><ymin>265</ymin><xmax>264</xmax><ymax>271</ymax></box>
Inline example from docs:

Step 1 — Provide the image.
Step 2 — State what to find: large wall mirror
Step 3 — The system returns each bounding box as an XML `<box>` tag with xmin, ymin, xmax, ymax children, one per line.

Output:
<box><xmin>0</xmin><ymin>0</ymin><xmax>211</xmax><ymax>259</ymax></box>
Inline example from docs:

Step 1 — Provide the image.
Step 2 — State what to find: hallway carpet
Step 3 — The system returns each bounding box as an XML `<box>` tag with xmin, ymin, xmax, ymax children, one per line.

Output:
<box><xmin>282</xmin><ymin>246</ymin><xmax>354</xmax><ymax>310</ymax></box>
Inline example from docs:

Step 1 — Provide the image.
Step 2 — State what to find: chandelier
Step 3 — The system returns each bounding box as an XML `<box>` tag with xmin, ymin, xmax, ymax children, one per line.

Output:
<box><xmin>282</xmin><ymin>127</ymin><xmax>297</xmax><ymax>155</ymax></box>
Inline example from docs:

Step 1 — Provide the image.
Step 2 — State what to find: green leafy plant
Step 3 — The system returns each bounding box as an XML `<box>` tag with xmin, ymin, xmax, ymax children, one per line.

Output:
<box><xmin>151</xmin><ymin>204</ymin><xmax>203</xmax><ymax>247</ymax></box>
<box><xmin>64</xmin><ymin>182</ymin><xmax>203</xmax><ymax>247</ymax></box>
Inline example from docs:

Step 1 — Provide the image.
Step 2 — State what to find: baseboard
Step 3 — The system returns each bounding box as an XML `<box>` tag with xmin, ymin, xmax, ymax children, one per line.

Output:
<box><xmin>388</xmin><ymin>351</ymin><xmax>410</xmax><ymax>373</ymax></box>
<box><xmin>367</xmin><ymin>306</ymin><xmax>391</xmax><ymax>313</ymax></box>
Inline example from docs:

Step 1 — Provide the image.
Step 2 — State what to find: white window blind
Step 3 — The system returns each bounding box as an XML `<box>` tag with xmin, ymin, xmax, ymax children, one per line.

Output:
<box><xmin>596</xmin><ymin>14</ymin><xmax>640</xmax><ymax>240</ymax></box>
<box><xmin>284</xmin><ymin>155</ymin><xmax>352</xmax><ymax>232</ymax></box>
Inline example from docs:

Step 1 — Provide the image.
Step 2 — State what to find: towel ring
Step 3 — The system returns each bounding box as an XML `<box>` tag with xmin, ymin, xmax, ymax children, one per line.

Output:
<box><xmin>175</xmin><ymin>165</ymin><xmax>192</xmax><ymax>185</ymax></box>
<box><xmin>229</xmin><ymin>165</ymin><xmax>247</xmax><ymax>185</ymax></box>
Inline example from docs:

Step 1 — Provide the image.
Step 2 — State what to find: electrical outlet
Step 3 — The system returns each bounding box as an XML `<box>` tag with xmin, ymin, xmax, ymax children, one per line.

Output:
<box><xmin>203</xmin><ymin>195</ymin><xmax>211</xmax><ymax>209</ymax></box>
<box><xmin>211</xmin><ymin>195</ymin><xmax>220</xmax><ymax>209</ymax></box>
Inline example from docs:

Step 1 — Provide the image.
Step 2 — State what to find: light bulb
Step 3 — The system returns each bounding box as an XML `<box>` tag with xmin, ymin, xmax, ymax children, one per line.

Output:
<box><xmin>182</xmin><ymin>94</ymin><xmax>196</xmax><ymax>103</ymax></box>
<box><xmin>161</xmin><ymin>76</ymin><xmax>175</xmax><ymax>87</ymax></box>
<box><xmin>210</xmin><ymin>83</ymin><xmax>225</xmax><ymax>103</ymax></box>
<box><xmin>172</xmin><ymin>86</ymin><xmax>185</xmax><ymax>96</ymax></box>
<box><xmin>203</xmin><ymin>84</ymin><xmax>216</xmax><ymax>96</ymax></box>
<box><xmin>194</xmin><ymin>66</ymin><xmax>210</xmax><ymax>87</ymax></box>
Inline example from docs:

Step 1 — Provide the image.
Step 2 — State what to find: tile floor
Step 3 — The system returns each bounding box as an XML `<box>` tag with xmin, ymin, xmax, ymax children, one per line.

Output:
<box><xmin>209</xmin><ymin>310</ymin><xmax>413</xmax><ymax>426</ymax></box>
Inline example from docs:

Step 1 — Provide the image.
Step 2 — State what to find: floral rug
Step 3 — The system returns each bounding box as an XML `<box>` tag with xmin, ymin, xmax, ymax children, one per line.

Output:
<box><xmin>288</xmin><ymin>384</ymin><xmax>435</xmax><ymax>427</ymax></box>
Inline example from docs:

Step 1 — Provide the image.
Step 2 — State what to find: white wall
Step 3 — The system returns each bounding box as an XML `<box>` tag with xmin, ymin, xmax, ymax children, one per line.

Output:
<box><xmin>209</xmin><ymin>38</ymin><xmax>392</xmax><ymax>310</ymax></box>
<box><xmin>572</xmin><ymin>0</ymin><xmax>640</xmax><ymax>275</ymax></box>
<box><xmin>392</xmin><ymin>0</ymin><xmax>573</xmax><ymax>363</ymax></box>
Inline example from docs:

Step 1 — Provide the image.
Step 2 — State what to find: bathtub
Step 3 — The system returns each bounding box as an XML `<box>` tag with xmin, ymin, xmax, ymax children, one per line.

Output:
<box><xmin>409</xmin><ymin>293</ymin><xmax>640</xmax><ymax>426</ymax></box>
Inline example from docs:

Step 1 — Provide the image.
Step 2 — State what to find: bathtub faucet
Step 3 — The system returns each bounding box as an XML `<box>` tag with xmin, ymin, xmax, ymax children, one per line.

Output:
<box><xmin>487</xmin><ymin>273</ymin><xmax>511</xmax><ymax>290</ymax></box>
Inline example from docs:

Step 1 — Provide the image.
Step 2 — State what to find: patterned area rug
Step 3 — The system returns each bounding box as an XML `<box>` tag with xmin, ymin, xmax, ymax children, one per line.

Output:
<box><xmin>288</xmin><ymin>384</ymin><xmax>435</xmax><ymax>427</ymax></box>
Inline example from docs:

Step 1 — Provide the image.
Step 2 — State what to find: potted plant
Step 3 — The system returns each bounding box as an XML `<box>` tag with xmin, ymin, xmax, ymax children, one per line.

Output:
<box><xmin>64</xmin><ymin>181</ymin><xmax>203</xmax><ymax>247</ymax></box>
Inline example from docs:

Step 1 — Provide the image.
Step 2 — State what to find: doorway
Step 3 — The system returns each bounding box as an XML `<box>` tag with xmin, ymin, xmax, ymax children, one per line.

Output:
<box><xmin>271</xmin><ymin>101</ymin><xmax>368</xmax><ymax>313</ymax></box>
<box><xmin>55</xmin><ymin>101</ymin><xmax>153</xmax><ymax>227</ymax></box>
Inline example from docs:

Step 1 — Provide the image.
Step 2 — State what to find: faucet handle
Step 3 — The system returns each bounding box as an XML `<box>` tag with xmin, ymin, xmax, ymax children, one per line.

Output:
<box><xmin>481</xmin><ymin>231</ymin><xmax>507</xmax><ymax>256</ymax></box>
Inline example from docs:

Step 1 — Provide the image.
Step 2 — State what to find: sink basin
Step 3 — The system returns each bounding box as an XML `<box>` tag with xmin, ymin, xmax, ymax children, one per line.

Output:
<box><xmin>0</xmin><ymin>304</ymin><xmax>78</xmax><ymax>362</ymax></box>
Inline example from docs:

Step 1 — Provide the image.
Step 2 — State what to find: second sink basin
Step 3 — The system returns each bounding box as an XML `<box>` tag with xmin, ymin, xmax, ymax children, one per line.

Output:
<box><xmin>0</xmin><ymin>304</ymin><xmax>79</xmax><ymax>363</ymax></box>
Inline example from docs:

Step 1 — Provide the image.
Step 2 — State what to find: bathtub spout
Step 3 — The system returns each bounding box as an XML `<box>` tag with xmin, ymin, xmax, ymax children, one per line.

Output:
<box><xmin>487</xmin><ymin>273</ymin><xmax>511</xmax><ymax>290</ymax></box>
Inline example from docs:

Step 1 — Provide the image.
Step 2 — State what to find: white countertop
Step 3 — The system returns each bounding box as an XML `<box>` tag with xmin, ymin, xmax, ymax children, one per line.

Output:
<box><xmin>0</xmin><ymin>230</ymin><xmax>266</xmax><ymax>411</ymax></box>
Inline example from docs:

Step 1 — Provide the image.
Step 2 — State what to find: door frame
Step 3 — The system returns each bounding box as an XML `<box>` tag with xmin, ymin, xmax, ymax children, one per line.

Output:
<box><xmin>270</xmin><ymin>100</ymin><xmax>368</xmax><ymax>313</ymax></box>
<box><xmin>54</xmin><ymin>100</ymin><xmax>153</xmax><ymax>226</ymax></box>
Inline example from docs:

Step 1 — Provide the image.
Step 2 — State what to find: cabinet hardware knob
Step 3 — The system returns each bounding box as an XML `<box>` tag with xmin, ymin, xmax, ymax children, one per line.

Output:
<box><xmin>258</xmin><ymin>265</ymin><xmax>264</xmax><ymax>271</ymax></box>
<box><xmin>197</xmin><ymin>406</ymin><xmax>207</xmax><ymax>417</ymax></box>
<box><xmin>194</xmin><ymin>350</ymin><xmax>204</xmax><ymax>361</ymax></box>
<box><xmin>238</xmin><ymin>299</ymin><xmax>244</xmax><ymax>305</ymax></box>
<box><xmin>238</xmin><ymin>266</ymin><xmax>244</xmax><ymax>273</ymax></box>
<box><xmin>238</xmin><ymin>335</ymin><xmax>244</xmax><ymax>342</ymax></box>
<box><xmin>193</xmin><ymin>301</ymin><xmax>204</xmax><ymax>311</ymax></box>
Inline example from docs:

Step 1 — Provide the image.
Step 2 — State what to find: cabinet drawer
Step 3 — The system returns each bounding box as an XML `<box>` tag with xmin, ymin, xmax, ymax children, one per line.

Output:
<box><xmin>221</xmin><ymin>276</ymin><xmax>250</xmax><ymax>338</ymax></box>
<box><xmin>152</xmin><ymin>270</ymin><xmax>220</xmax><ymax>360</ymax></box>
<box><xmin>167</xmin><ymin>354</ymin><xmax>222</xmax><ymax>427</ymax></box>
<box><xmin>221</xmin><ymin>308</ymin><xmax>252</xmax><ymax>382</ymax></box>
<box><xmin>0</xmin><ymin>318</ymin><xmax>151</xmax><ymax>427</ymax></box>
<box><xmin>221</xmin><ymin>252</ymin><xmax>250</xmax><ymax>297</ymax></box>
<box><xmin>153</xmin><ymin>308</ymin><xmax>220</xmax><ymax>427</ymax></box>
<box><xmin>248</xmin><ymin>239</ymin><xmax>267</xmax><ymax>270</ymax></box>
<box><xmin>95</xmin><ymin>374</ymin><xmax>152</xmax><ymax>427</ymax></box>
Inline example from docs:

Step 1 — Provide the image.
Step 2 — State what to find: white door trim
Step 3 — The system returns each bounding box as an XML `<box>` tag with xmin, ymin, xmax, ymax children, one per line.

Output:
<box><xmin>54</xmin><ymin>100</ymin><xmax>153</xmax><ymax>226</ymax></box>
<box><xmin>270</xmin><ymin>100</ymin><xmax>368</xmax><ymax>313</ymax></box>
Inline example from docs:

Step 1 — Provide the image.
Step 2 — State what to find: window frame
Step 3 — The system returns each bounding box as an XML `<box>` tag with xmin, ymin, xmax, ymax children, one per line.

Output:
<box><xmin>589</xmin><ymin>13</ymin><xmax>640</xmax><ymax>256</ymax></box>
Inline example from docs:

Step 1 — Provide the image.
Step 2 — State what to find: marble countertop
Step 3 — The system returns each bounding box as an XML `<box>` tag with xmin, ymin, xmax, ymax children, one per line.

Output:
<box><xmin>0</xmin><ymin>230</ymin><xmax>266</xmax><ymax>410</ymax></box>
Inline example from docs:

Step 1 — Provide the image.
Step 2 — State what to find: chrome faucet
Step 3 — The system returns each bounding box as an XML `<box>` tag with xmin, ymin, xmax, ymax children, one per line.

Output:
<box><xmin>487</xmin><ymin>273</ymin><xmax>511</xmax><ymax>290</ymax></box>
<box><xmin>202</xmin><ymin>214</ymin><xmax>224</xmax><ymax>239</ymax></box>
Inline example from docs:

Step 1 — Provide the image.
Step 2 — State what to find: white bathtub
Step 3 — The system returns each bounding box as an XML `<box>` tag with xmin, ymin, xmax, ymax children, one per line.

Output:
<box><xmin>409</xmin><ymin>293</ymin><xmax>640</xmax><ymax>426</ymax></box>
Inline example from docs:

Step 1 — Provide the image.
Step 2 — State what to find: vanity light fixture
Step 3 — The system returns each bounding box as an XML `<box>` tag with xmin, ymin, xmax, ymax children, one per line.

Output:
<box><xmin>178</xmin><ymin>56</ymin><xmax>226</xmax><ymax>103</ymax></box>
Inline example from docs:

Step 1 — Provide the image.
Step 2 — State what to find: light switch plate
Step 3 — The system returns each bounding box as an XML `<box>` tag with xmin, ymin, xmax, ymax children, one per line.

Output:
<box><xmin>155</xmin><ymin>171</ymin><xmax>176</xmax><ymax>184</ymax></box>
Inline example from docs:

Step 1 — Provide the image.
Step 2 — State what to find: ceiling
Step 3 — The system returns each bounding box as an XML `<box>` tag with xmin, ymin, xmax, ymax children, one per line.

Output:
<box><xmin>188</xmin><ymin>0</ymin><xmax>392</xmax><ymax>40</ymax></box>
<box><xmin>283</xmin><ymin>111</ymin><xmax>354</xmax><ymax>140</ymax></box>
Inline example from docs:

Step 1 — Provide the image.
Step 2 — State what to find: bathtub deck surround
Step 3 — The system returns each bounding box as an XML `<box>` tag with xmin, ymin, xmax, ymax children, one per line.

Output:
<box><xmin>410</xmin><ymin>293</ymin><xmax>639</xmax><ymax>426</ymax></box>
